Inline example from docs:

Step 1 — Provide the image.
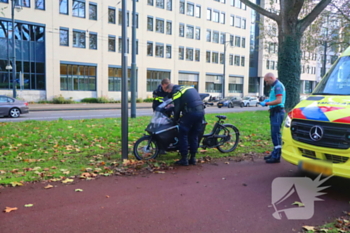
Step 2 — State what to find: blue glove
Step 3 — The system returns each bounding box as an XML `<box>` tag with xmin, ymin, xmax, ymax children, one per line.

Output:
<box><xmin>258</xmin><ymin>99</ymin><xmax>269</xmax><ymax>106</ymax></box>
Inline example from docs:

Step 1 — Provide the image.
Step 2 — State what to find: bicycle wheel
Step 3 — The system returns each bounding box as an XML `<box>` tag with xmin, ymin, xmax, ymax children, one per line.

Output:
<box><xmin>216</xmin><ymin>124</ymin><xmax>240</xmax><ymax>153</ymax></box>
<box><xmin>133</xmin><ymin>135</ymin><xmax>160</xmax><ymax>160</ymax></box>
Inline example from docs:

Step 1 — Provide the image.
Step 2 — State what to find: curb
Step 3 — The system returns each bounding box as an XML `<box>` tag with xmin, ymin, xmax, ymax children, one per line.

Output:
<box><xmin>29</xmin><ymin>106</ymin><xmax>152</xmax><ymax>112</ymax></box>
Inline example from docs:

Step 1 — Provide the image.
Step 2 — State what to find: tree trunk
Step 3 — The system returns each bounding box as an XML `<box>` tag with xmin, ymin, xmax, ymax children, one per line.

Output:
<box><xmin>277</xmin><ymin>34</ymin><xmax>302</xmax><ymax>112</ymax></box>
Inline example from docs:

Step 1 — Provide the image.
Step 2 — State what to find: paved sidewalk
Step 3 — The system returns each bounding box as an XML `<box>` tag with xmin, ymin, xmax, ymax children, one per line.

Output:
<box><xmin>29</xmin><ymin>102</ymin><xmax>153</xmax><ymax>111</ymax></box>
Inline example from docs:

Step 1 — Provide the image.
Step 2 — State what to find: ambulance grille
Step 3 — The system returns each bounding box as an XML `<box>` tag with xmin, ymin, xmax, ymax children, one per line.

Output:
<box><xmin>325</xmin><ymin>154</ymin><xmax>349</xmax><ymax>164</ymax></box>
<box><xmin>291</xmin><ymin>119</ymin><xmax>350</xmax><ymax>149</ymax></box>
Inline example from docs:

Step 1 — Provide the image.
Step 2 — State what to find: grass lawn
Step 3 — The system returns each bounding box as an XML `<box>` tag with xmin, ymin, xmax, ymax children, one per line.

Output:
<box><xmin>0</xmin><ymin>111</ymin><xmax>272</xmax><ymax>185</ymax></box>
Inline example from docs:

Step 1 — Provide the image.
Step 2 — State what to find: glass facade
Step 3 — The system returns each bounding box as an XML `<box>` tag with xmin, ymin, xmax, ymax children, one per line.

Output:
<box><xmin>108</xmin><ymin>67</ymin><xmax>137</xmax><ymax>91</ymax></box>
<box><xmin>0</xmin><ymin>20</ymin><xmax>46</xmax><ymax>90</ymax></box>
<box><xmin>147</xmin><ymin>70</ymin><xmax>170</xmax><ymax>92</ymax></box>
<box><xmin>60</xmin><ymin>63</ymin><xmax>96</xmax><ymax>91</ymax></box>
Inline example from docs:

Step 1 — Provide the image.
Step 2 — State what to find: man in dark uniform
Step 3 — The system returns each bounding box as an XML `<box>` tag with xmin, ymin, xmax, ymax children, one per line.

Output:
<box><xmin>165</xmin><ymin>83</ymin><xmax>204</xmax><ymax>166</ymax></box>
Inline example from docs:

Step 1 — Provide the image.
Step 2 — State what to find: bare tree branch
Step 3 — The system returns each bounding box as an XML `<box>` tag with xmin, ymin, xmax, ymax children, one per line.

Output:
<box><xmin>299</xmin><ymin>0</ymin><xmax>332</xmax><ymax>33</ymax></box>
<box><xmin>330</xmin><ymin>2</ymin><xmax>350</xmax><ymax>22</ymax></box>
<box><xmin>240</xmin><ymin>0</ymin><xmax>280</xmax><ymax>22</ymax></box>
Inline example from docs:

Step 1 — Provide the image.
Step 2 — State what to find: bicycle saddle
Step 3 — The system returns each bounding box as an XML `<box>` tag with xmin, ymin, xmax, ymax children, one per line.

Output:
<box><xmin>216</xmin><ymin>115</ymin><xmax>227</xmax><ymax>120</ymax></box>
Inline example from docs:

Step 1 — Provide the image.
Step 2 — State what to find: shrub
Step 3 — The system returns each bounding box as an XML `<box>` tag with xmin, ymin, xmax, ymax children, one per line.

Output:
<box><xmin>143</xmin><ymin>98</ymin><xmax>153</xmax><ymax>102</ymax></box>
<box><xmin>52</xmin><ymin>95</ymin><xmax>74</xmax><ymax>104</ymax></box>
<box><xmin>81</xmin><ymin>98</ymin><xmax>98</xmax><ymax>103</ymax></box>
<box><xmin>136</xmin><ymin>98</ymin><xmax>143</xmax><ymax>103</ymax></box>
<box><xmin>37</xmin><ymin>100</ymin><xmax>52</xmax><ymax>104</ymax></box>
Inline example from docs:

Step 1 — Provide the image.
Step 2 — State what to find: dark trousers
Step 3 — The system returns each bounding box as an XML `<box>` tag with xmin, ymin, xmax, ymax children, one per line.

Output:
<box><xmin>178</xmin><ymin>111</ymin><xmax>204</xmax><ymax>156</ymax></box>
<box><xmin>269</xmin><ymin>108</ymin><xmax>285</xmax><ymax>159</ymax></box>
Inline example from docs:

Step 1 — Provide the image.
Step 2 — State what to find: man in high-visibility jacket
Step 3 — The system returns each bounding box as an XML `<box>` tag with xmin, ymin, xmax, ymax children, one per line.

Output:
<box><xmin>165</xmin><ymin>83</ymin><xmax>204</xmax><ymax>166</ymax></box>
<box><xmin>152</xmin><ymin>78</ymin><xmax>171</xmax><ymax>111</ymax></box>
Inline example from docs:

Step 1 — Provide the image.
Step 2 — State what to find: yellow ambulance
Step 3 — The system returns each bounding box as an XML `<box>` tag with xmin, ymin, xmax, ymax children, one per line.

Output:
<box><xmin>282</xmin><ymin>46</ymin><xmax>350</xmax><ymax>178</ymax></box>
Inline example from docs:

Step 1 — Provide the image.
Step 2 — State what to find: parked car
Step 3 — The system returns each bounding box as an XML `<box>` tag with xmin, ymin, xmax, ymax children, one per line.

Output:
<box><xmin>217</xmin><ymin>97</ymin><xmax>243</xmax><ymax>108</ymax></box>
<box><xmin>241</xmin><ymin>96</ymin><xmax>259</xmax><ymax>107</ymax></box>
<box><xmin>0</xmin><ymin>95</ymin><xmax>29</xmax><ymax>118</ymax></box>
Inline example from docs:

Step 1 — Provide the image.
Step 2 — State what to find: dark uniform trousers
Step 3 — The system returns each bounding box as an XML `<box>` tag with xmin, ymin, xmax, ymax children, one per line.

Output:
<box><xmin>178</xmin><ymin>107</ymin><xmax>204</xmax><ymax>156</ymax></box>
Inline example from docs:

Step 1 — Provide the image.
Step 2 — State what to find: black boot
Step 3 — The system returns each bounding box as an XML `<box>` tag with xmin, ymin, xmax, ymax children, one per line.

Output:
<box><xmin>189</xmin><ymin>154</ymin><xmax>196</xmax><ymax>165</ymax></box>
<box><xmin>175</xmin><ymin>155</ymin><xmax>189</xmax><ymax>166</ymax></box>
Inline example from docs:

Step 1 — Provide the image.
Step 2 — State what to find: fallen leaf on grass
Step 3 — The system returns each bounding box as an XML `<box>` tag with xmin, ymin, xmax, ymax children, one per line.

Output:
<box><xmin>292</xmin><ymin>201</ymin><xmax>305</xmax><ymax>207</ymax></box>
<box><xmin>10</xmin><ymin>181</ymin><xmax>23</xmax><ymax>187</ymax></box>
<box><xmin>106</xmin><ymin>195</ymin><xmax>110</xmax><ymax>198</ymax></box>
<box><xmin>62</xmin><ymin>178</ymin><xmax>74</xmax><ymax>184</ymax></box>
<box><xmin>302</xmin><ymin>225</ymin><xmax>315</xmax><ymax>231</ymax></box>
<box><xmin>4</xmin><ymin>207</ymin><xmax>18</xmax><ymax>213</ymax></box>
<box><xmin>224</xmin><ymin>162</ymin><xmax>230</xmax><ymax>164</ymax></box>
<box><xmin>75</xmin><ymin>189</ymin><xmax>83</xmax><ymax>192</ymax></box>
<box><xmin>24</xmin><ymin>204</ymin><xmax>34</xmax><ymax>207</ymax></box>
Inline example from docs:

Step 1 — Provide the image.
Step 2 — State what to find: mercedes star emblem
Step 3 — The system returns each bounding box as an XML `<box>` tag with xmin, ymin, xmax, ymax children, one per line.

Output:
<box><xmin>309</xmin><ymin>125</ymin><xmax>324</xmax><ymax>141</ymax></box>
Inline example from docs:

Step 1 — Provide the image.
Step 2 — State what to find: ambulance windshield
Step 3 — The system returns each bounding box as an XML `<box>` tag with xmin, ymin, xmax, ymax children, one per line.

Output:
<box><xmin>313</xmin><ymin>56</ymin><xmax>350</xmax><ymax>95</ymax></box>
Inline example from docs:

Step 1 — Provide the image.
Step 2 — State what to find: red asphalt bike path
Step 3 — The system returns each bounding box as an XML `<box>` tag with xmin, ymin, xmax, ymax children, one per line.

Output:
<box><xmin>1</xmin><ymin>159</ymin><xmax>349</xmax><ymax>233</ymax></box>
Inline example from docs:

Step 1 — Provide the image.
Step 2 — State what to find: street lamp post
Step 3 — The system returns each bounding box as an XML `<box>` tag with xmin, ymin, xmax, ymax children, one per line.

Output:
<box><xmin>222</xmin><ymin>34</ymin><xmax>233</xmax><ymax>99</ymax></box>
<box><xmin>9</xmin><ymin>0</ymin><xmax>22</xmax><ymax>98</ymax></box>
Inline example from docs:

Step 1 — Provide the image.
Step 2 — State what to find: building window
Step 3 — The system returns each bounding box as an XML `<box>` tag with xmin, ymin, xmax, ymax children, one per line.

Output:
<box><xmin>35</xmin><ymin>0</ymin><xmax>45</xmax><ymax>10</ymax></box>
<box><xmin>195</xmin><ymin>49</ymin><xmax>200</xmax><ymax>62</ymax></box>
<box><xmin>179</xmin><ymin>47</ymin><xmax>184</xmax><ymax>60</ymax></box>
<box><xmin>147</xmin><ymin>70</ymin><xmax>170</xmax><ymax>92</ymax></box>
<box><xmin>230</xmin><ymin>35</ymin><xmax>234</xmax><ymax>46</ymax></box>
<box><xmin>187</xmin><ymin>2</ymin><xmax>194</xmax><ymax>16</ymax></box>
<box><xmin>266</xmin><ymin>60</ymin><xmax>270</xmax><ymax>69</ymax></box>
<box><xmin>221</xmin><ymin>0</ymin><xmax>226</xmax><ymax>3</ymax></box>
<box><xmin>220</xmin><ymin>53</ymin><xmax>224</xmax><ymax>64</ymax></box>
<box><xmin>108</xmin><ymin>68</ymin><xmax>136</xmax><ymax>92</ymax></box>
<box><xmin>229</xmin><ymin>54</ymin><xmax>233</xmax><ymax>65</ymax></box>
<box><xmin>234</xmin><ymin>55</ymin><xmax>240</xmax><ymax>66</ymax></box>
<box><xmin>118</xmin><ymin>10</ymin><xmax>130</xmax><ymax>26</ymax></box>
<box><xmin>60</xmin><ymin>64</ymin><xmax>96</xmax><ymax>91</ymax></box>
<box><xmin>155</xmin><ymin>43</ymin><xmax>164</xmax><ymax>57</ymax></box>
<box><xmin>229</xmin><ymin>77</ymin><xmax>243</xmax><ymax>93</ymax></box>
<box><xmin>166</xmin><ymin>21</ymin><xmax>172</xmax><ymax>35</ymax></box>
<box><xmin>179</xmin><ymin>24</ymin><xmax>184</xmax><ymax>37</ymax></box>
<box><xmin>206</xmin><ymin>30</ymin><xmax>211</xmax><ymax>42</ymax></box>
<box><xmin>242</xmin><ymin>18</ymin><xmax>246</xmax><ymax>29</ymax></box>
<box><xmin>220</xmin><ymin>12</ymin><xmax>225</xmax><ymax>24</ymax></box>
<box><xmin>212</xmin><ymin>52</ymin><xmax>218</xmax><ymax>63</ymax></box>
<box><xmin>213</xmin><ymin>11</ymin><xmax>219</xmax><ymax>23</ymax></box>
<box><xmin>235</xmin><ymin>16</ymin><xmax>241</xmax><ymax>28</ymax></box>
<box><xmin>73</xmin><ymin>30</ymin><xmax>86</xmax><ymax>48</ymax></box>
<box><xmin>186</xmin><ymin>48</ymin><xmax>193</xmax><ymax>61</ymax></box>
<box><xmin>220</xmin><ymin>33</ymin><xmax>225</xmax><ymax>44</ymax></box>
<box><xmin>166</xmin><ymin>0</ymin><xmax>172</xmax><ymax>10</ymax></box>
<box><xmin>148</xmin><ymin>0</ymin><xmax>153</xmax><ymax>6</ymax></box>
<box><xmin>89</xmin><ymin>32</ymin><xmax>97</xmax><ymax>49</ymax></box>
<box><xmin>109</xmin><ymin>8</ymin><xmax>116</xmax><ymax>24</ymax></box>
<box><xmin>235</xmin><ymin>0</ymin><xmax>241</xmax><ymax>8</ymax></box>
<box><xmin>117</xmin><ymin>38</ymin><xmax>130</xmax><ymax>53</ymax></box>
<box><xmin>60</xmin><ymin>28</ymin><xmax>69</xmax><ymax>46</ymax></box>
<box><xmin>147</xmin><ymin>42</ymin><xmax>153</xmax><ymax>56</ymax></box>
<box><xmin>213</xmin><ymin>31</ymin><xmax>219</xmax><ymax>43</ymax></box>
<box><xmin>156</xmin><ymin>0</ymin><xmax>164</xmax><ymax>9</ymax></box>
<box><xmin>207</xmin><ymin>8</ymin><xmax>211</xmax><ymax>20</ymax></box>
<box><xmin>242</xmin><ymin>37</ymin><xmax>246</xmax><ymax>48</ymax></box>
<box><xmin>156</xmin><ymin>19</ymin><xmax>164</xmax><ymax>33</ymax></box>
<box><xmin>89</xmin><ymin>3</ymin><xmax>97</xmax><ymax>20</ymax></box>
<box><xmin>241</xmin><ymin>56</ymin><xmax>245</xmax><ymax>66</ymax></box>
<box><xmin>73</xmin><ymin>0</ymin><xmax>85</xmax><ymax>18</ymax></box>
<box><xmin>206</xmin><ymin>51</ymin><xmax>210</xmax><ymax>63</ymax></box>
<box><xmin>230</xmin><ymin>15</ymin><xmax>234</xmax><ymax>26</ymax></box>
<box><xmin>195</xmin><ymin>27</ymin><xmax>200</xmax><ymax>40</ymax></box>
<box><xmin>89</xmin><ymin>33</ymin><xmax>97</xmax><ymax>50</ymax></box>
<box><xmin>235</xmin><ymin>36</ymin><xmax>241</xmax><ymax>47</ymax></box>
<box><xmin>166</xmin><ymin>45</ymin><xmax>171</xmax><ymax>58</ymax></box>
<box><xmin>195</xmin><ymin>5</ymin><xmax>201</xmax><ymax>18</ymax></box>
<box><xmin>179</xmin><ymin>0</ymin><xmax>185</xmax><ymax>14</ymax></box>
<box><xmin>21</xmin><ymin>0</ymin><xmax>30</xmax><ymax>7</ymax></box>
<box><xmin>59</xmin><ymin>0</ymin><xmax>68</xmax><ymax>14</ymax></box>
<box><xmin>147</xmin><ymin>17</ymin><xmax>153</xmax><ymax>31</ymax></box>
<box><xmin>0</xmin><ymin>0</ymin><xmax>9</xmax><ymax>3</ymax></box>
<box><xmin>186</xmin><ymin>25</ymin><xmax>194</xmax><ymax>39</ymax></box>
<box><xmin>108</xmin><ymin>36</ymin><xmax>116</xmax><ymax>52</ymax></box>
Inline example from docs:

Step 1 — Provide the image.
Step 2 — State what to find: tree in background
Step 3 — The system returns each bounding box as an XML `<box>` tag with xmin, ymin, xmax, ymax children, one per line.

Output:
<box><xmin>241</xmin><ymin>0</ymin><xmax>331</xmax><ymax>111</ymax></box>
